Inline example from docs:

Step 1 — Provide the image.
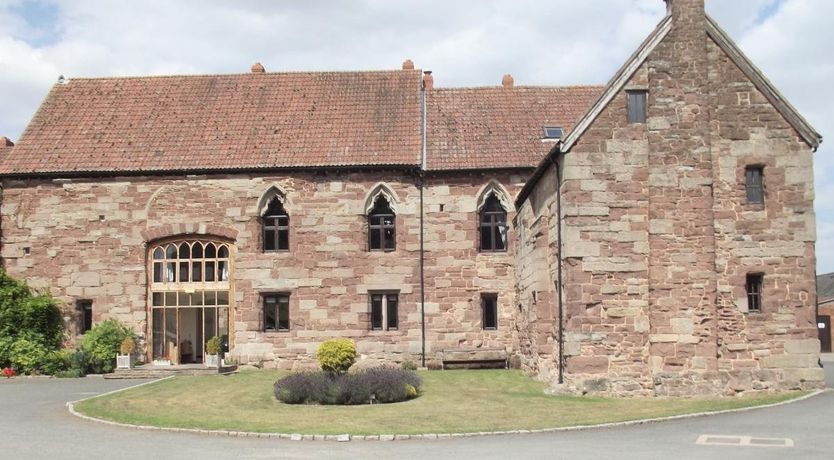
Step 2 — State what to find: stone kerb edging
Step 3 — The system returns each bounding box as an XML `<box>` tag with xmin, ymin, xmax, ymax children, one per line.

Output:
<box><xmin>67</xmin><ymin>383</ymin><xmax>828</xmax><ymax>442</ymax></box>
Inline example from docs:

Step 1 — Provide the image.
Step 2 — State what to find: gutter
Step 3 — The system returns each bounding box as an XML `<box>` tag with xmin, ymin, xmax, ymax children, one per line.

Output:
<box><xmin>419</xmin><ymin>78</ymin><xmax>428</xmax><ymax>368</ymax></box>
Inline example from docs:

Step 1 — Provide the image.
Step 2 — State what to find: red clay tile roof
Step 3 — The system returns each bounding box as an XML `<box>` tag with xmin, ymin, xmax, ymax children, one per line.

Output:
<box><xmin>425</xmin><ymin>86</ymin><xmax>603</xmax><ymax>171</ymax></box>
<box><xmin>0</xmin><ymin>70</ymin><xmax>423</xmax><ymax>175</ymax></box>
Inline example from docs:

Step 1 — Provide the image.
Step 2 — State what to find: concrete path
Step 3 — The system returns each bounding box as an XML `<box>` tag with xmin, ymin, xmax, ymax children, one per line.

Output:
<box><xmin>1</xmin><ymin>362</ymin><xmax>833</xmax><ymax>460</ymax></box>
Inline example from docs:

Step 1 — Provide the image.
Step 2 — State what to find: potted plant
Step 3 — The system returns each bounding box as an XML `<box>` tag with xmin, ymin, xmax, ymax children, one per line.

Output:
<box><xmin>116</xmin><ymin>336</ymin><xmax>136</xmax><ymax>369</ymax></box>
<box><xmin>205</xmin><ymin>336</ymin><xmax>221</xmax><ymax>368</ymax></box>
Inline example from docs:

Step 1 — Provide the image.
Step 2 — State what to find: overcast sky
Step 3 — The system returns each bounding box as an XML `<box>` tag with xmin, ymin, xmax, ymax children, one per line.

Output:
<box><xmin>1</xmin><ymin>0</ymin><xmax>832</xmax><ymax>272</ymax></box>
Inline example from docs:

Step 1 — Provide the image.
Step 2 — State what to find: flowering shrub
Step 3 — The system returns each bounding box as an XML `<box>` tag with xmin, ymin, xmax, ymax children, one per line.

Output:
<box><xmin>2</xmin><ymin>367</ymin><xmax>15</xmax><ymax>378</ymax></box>
<box><xmin>273</xmin><ymin>366</ymin><xmax>421</xmax><ymax>405</ymax></box>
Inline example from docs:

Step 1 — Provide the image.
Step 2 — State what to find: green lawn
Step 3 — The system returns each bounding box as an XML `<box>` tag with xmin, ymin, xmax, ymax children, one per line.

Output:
<box><xmin>75</xmin><ymin>370</ymin><xmax>802</xmax><ymax>435</ymax></box>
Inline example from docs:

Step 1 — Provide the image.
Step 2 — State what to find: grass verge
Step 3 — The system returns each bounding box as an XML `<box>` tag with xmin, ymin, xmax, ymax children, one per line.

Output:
<box><xmin>75</xmin><ymin>369</ymin><xmax>804</xmax><ymax>435</ymax></box>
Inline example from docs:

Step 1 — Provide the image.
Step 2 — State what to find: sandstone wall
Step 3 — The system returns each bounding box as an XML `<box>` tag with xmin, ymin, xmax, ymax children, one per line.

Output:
<box><xmin>0</xmin><ymin>169</ymin><xmax>526</xmax><ymax>368</ymax></box>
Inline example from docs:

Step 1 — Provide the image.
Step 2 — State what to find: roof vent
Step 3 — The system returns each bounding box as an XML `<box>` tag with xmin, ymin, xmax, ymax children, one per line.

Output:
<box><xmin>57</xmin><ymin>75</ymin><xmax>68</xmax><ymax>85</ymax></box>
<box><xmin>402</xmin><ymin>59</ymin><xmax>414</xmax><ymax>70</ymax></box>
<box><xmin>251</xmin><ymin>62</ymin><xmax>265</xmax><ymax>74</ymax></box>
<box><xmin>502</xmin><ymin>74</ymin><xmax>514</xmax><ymax>89</ymax></box>
<box><xmin>1</xmin><ymin>137</ymin><xmax>13</xmax><ymax>147</ymax></box>
<box><xmin>543</xmin><ymin>127</ymin><xmax>564</xmax><ymax>140</ymax></box>
<box><xmin>423</xmin><ymin>71</ymin><xmax>434</xmax><ymax>91</ymax></box>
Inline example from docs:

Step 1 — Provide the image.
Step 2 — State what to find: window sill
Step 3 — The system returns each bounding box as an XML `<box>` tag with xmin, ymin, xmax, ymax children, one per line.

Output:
<box><xmin>264</xmin><ymin>329</ymin><xmax>290</xmax><ymax>333</ymax></box>
<box><xmin>263</xmin><ymin>250</ymin><xmax>291</xmax><ymax>254</ymax></box>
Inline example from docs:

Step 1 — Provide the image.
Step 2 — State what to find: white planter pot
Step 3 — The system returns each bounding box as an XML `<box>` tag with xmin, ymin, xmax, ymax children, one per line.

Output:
<box><xmin>116</xmin><ymin>355</ymin><xmax>134</xmax><ymax>369</ymax></box>
<box><xmin>205</xmin><ymin>354</ymin><xmax>219</xmax><ymax>368</ymax></box>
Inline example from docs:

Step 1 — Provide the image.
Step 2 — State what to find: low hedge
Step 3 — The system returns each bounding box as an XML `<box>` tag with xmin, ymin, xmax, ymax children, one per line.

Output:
<box><xmin>274</xmin><ymin>366</ymin><xmax>421</xmax><ymax>405</ymax></box>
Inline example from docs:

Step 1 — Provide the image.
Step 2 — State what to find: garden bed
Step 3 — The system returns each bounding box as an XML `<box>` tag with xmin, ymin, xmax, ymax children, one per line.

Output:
<box><xmin>73</xmin><ymin>369</ymin><xmax>804</xmax><ymax>436</ymax></box>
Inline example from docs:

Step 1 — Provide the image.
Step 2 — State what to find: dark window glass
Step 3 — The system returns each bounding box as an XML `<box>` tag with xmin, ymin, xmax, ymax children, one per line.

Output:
<box><xmin>264</xmin><ymin>295</ymin><xmax>285</xmax><ymax>331</ymax></box>
<box><xmin>371</xmin><ymin>294</ymin><xmax>384</xmax><ymax>330</ymax></box>
<box><xmin>543</xmin><ymin>126</ymin><xmax>564</xmax><ymax>139</ymax></box>
<box><xmin>368</xmin><ymin>195</ymin><xmax>396</xmax><ymax>251</ymax></box>
<box><xmin>480</xmin><ymin>193</ymin><xmax>508</xmax><ymax>252</ymax></box>
<box><xmin>277</xmin><ymin>296</ymin><xmax>290</xmax><ymax>331</ymax></box>
<box><xmin>78</xmin><ymin>300</ymin><xmax>93</xmax><ymax>333</ymax></box>
<box><xmin>153</xmin><ymin>262</ymin><xmax>163</xmax><ymax>283</ymax></box>
<box><xmin>746</xmin><ymin>166</ymin><xmax>764</xmax><ymax>204</ymax></box>
<box><xmin>191</xmin><ymin>262</ymin><xmax>202</xmax><ymax>282</ymax></box>
<box><xmin>263</xmin><ymin>199</ymin><xmax>290</xmax><ymax>252</ymax></box>
<box><xmin>482</xmin><ymin>295</ymin><xmax>498</xmax><ymax>330</ymax></box>
<box><xmin>179</xmin><ymin>261</ymin><xmax>189</xmax><ymax>282</ymax></box>
<box><xmin>746</xmin><ymin>274</ymin><xmax>763</xmax><ymax>313</ymax></box>
<box><xmin>386</xmin><ymin>294</ymin><xmax>399</xmax><ymax>330</ymax></box>
<box><xmin>627</xmin><ymin>90</ymin><xmax>647</xmax><ymax>123</ymax></box>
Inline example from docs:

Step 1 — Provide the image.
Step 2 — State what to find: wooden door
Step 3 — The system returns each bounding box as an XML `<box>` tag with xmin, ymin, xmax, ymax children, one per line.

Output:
<box><xmin>819</xmin><ymin>316</ymin><xmax>832</xmax><ymax>353</ymax></box>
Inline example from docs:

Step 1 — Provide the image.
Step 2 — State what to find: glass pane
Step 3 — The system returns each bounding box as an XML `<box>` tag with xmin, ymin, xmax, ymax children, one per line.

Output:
<box><xmin>178</xmin><ymin>291</ymin><xmax>190</xmax><ymax>307</ymax></box>
<box><xmin>192</xmin><ymin>262</ymin><xmax>202</xmax><ymax>282</ymax></box>
<box><xmin>278</xmin><ymin>216</ymin><xmax>289</xmax><ymax>227</ymax></box>
<box><xmin>218</xmin><ymin>245</ymin><xmax>229</xmax><ymax>258</ymax></box>
<box><xmin>264</xmin><ymin>229</ymin><xmax>276</xmax><ymax>251</ymax></box>
<box><xmin>384</xmin><ymin>228</ymin><xmax>395</xmax><ymax>250</ymax></box>
<box><xmin>192</xmin><ymin>242</ymin><xmax>203</xmax><ymax>259</ymax></box>
<box><xmin>386</xmin><ymin>294</ymin><xmax>398</xmax><ymax>330</ymax></box>
<box><xmin>278</xmin><ymin>229</ymin><xmax>289</xmax><ymax>251</ymax></box>
<box><xmin>190</xmin><ymin>291</ymin><xmax>203</xmax><ymax>306</ymax></box>
<box><xmin>217</xmin><ymin>290</ymin><xmax>229</xmax><ymax>306</ymax></box>
<box><xmin>165</xmin><ymin>243</ymin><xmax>177</xmax><ymax>259</ymax></box>
<box><xmin>264</xmin><ymin>297</ymin><xmax>277</xmax><ymax>331</ymax></box>
<box><xmin>205</xmin><ymin>242</ymin><xmax>217</xmax><ymax>258</ymax></box>
<box><xmin>495</xmin><ymin>225</ymin><xmax>507</xmax><ymax>251</ymax></box>
<box><xmin>153</xmin><ymin>247</ymin><xmax>164</xmax><ymax>260</ymax></box>
<box><xmin>165</xmin><ymin>291</ymin><xmax>177</xmax><ymax>307</ymax></box>
<box><xmin>205</xmin><ymin>262</ymin><xmax>215</xmax><ymax>282</ymax></box>
<box><xmin>278</xmin><ymin>296</ymin><xmax>290</xmax><ymax>330</ymax></box>
<box><xmin>371</xmin><ymin>294</ymin><xmax>383</xmax><ymax>330</ymax></box>
<box><xmin>166</xmin><ymin>262</ymin><xmax>176</xmax><ymax>282</ymax></box>
<box><xmin>178</xmin><ymin>242</ymin><xmax>190</xmax><ymax>259</ymax></box>
<box><xmin>481</xmin><ymin>225</ymin><xmax>493</xmax><ymax>251</ymax></box>
<box><xmin>370</xmin><ymin>228</ymin><xmax>381</xmax><ymax>250</ymax></box>
<box><xmin>205</xmin><ymin>290</ymin><xmax>217</xmax><ymax>306</ymax></box>
<box><xmin>218</xmin><ymin>261</ymin><xmax>228</xmax><ymax>281</ymax></box>
<box><xmin>483</xmin><ymin>297</ymin><xmax>497</xmax><ymax>329</ymax></box>
<box><xmin>179</xmin><ymin>262</ymin><xmax>189</xmax><ymax>282</ymax></box>
<box><xmin>153</xmin><ymin>262</ymin><xmax>163</xmax><ymax>283</ymax></box>
<box><xmin>218</xmin><ymin>307</ymin><xmax>229</xmax><ymax>353</ymax></box>
<box><xmin>204</xmin><ymin>307</ymin><xmax>217</xmax><ymax>342</ymax></box>
<box><xmin>165</xmin><ymin>308</ymin><xmax>177</xmax><ymax>361</ymax></box>
<box><xmin>152</xmin><ymin>292</ymin><xmax>163</xmax><ymax>307</ymax></box>
<box><xmin>153</xmin><ymin>309</ymin><xmax>164</xmax><ymax>359</ymax></box>
<box><xmin>383</xmin><ymin>215</ymin><xmax>394</xmax><ymax>226</ymax></box>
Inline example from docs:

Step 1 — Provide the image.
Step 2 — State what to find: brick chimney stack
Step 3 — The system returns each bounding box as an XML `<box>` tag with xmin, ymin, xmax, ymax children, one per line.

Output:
<box><xmin>402</xmin><ymin>59</ymin><xmax>414</xmax><ymax>70</ymax></box>
<box><xmin>501</xmin><ymin>74</ymin><xmax>514</xmax><ymax>89</ymax></box>
<box><xmin>664</xmin><ymin>0</ymin><xmax>705</xmax><ymax>25</ymax></box>
<box><xmin>251</xmin><ymin>62</ymin><xmax>265</xmax><ymax>74</ymax></box>
<box><xmin>422</xmin><ymin>71</ymin><xmax>433</xmax><ymax>91</ymax></box>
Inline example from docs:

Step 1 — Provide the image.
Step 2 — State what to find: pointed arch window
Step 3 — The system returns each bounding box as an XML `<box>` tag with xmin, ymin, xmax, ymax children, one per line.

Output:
<box><xmin>263</xmin><ymin>198</ymin><xmax>289</xmax><ymax>252</ymax></box>
<box><xmin>368</xmin><ymin>195</ymin><xmax>396</xmax><ymax>251</ymax></box>
<box><xmin>480</xmin><ymin>193</ymin><xmax>508</xmax><ymax>252</ymax></box>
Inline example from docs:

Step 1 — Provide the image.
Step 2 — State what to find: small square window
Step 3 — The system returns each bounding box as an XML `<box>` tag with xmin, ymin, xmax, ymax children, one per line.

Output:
<box><xmin>627</xmin><ymin>90</ymin><xmax>647</xmax><ymax>124</ymax></box>
<box><xmin>746</xmin><ymin>274</ymin><xmax>763</xmax><ymax>313</ymax></box>
<box><xmin>746</xmin><ymin>166</ymin><xmax>764</xmax><ymax>205</ymax></box>
<box><xmin>482</xmin><ymin>294</ymin><xmax>498</xmax><ymax>330</ymax></box>
<box><xmin>542</xmin><ymin>126</ymin><xmax>564</xmax><ymax>139</ymax></box>
<box><xmin>263</xmin><ymin>294</ymin><xmax>290</xmax><ymax>331</ymax></box>
<box><xmin>370</xmin><ymin>292</ymin><xmax>399</xmax><ymax>331</ymax></box>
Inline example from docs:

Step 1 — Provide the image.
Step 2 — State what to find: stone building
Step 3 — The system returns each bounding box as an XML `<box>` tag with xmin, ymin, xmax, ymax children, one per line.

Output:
<box><xmin>0</xmin><ymin>0</ymin><xmax>824</xmax><ymax>395</ymax></box>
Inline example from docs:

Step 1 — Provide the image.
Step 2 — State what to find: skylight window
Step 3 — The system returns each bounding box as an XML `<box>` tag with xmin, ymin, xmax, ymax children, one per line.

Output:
<box><xmin>543</xmin><ymin>126</ymin><xmax>564</xmax><ymax>139</ymax></box>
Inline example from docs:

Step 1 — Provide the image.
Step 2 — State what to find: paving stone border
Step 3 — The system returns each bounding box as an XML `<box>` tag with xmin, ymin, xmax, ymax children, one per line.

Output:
<box><xmin>66</xmin><ymin>381</ymin><xmax>828</xmax><ymax>442</ymax></box>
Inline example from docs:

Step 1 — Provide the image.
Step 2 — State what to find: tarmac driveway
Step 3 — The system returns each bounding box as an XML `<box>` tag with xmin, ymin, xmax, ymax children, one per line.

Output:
<box><xmin>1</xmin><ymin>361</ymin><xmax>833</xmax><ymax>460</ymax></box>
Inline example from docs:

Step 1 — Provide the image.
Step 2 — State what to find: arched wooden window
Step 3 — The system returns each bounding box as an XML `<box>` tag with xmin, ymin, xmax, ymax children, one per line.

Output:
<box><xmin>479</xmin><ymin>193</ymin><xmax>508</xmax><ymax>252</ymax></box>
<box><xmin>368</xmin><ymin>195</ymin><xmax>396</xmax><ymax>251</ymax></box>
<box><xmin>263</xmin><ymin>198</ymin><xmax>289</xmax><ymax>252</ymax></box>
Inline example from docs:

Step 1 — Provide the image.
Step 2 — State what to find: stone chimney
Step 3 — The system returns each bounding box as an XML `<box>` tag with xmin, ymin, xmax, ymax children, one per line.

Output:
<box><xmin>1</xmin><ymin>137</ymin><xmax>13</xmax><ymax>148</ymax></box>
<box><xmin>501</xmin><ymin>74</ymin><xmax>514</xmax><ymax>89</ymax></box>
<box><xmin>664</xmin><ymin>0</ymin><xmax>705</xmax><ymax>25</ymax></box>
<box><xmin>422</xmin><ymin>71</ymin><xmax>433</xmax><ymax>91</ymax></box>
<box><xmin>251</xmin><ymin>62</ymin><xmax>265</xmax><ymax>74</ymax></box>
<box><xmin>402</xmin><ymin>59</ymin><xmax>414</xmax><ymax>70</ymax></box>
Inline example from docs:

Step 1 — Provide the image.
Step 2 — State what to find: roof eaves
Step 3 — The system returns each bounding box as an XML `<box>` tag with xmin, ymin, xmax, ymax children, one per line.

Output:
<box><xmin>560</xmin><ymin>15</ymin><xmax>672</xmax><ymax>153</ymax></box>
<box><xmin>514</xmin><ymin>141</ymin><xmax>561</xmax><ymax>210</ymax></box>
<box><xmin>705</xmin><ymin>15</ymin><xmax>822</xmax><ymax>150</ymax></box>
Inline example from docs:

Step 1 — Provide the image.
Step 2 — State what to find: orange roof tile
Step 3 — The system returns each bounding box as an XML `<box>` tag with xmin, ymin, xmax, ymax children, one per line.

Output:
<box><xmin>425</xmin><ymin>85</ymin><xmax>602</xmax><ymax>171</ymax></box>
<box><xmin>0</xmin><ymin>70</ymin><xmax>423</xmax><ymax>175</ymax></box>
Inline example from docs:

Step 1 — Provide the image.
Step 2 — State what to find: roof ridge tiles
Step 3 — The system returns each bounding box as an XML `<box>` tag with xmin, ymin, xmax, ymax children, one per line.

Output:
<box><xmin>63</xmin><ymin>68</ymin><xmax>424</xmax><ymax>82</ymax></box>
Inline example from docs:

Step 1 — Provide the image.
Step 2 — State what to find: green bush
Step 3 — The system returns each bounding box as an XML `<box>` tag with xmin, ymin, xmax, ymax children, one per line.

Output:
<box><xmin>54</xmin><ymin>368</ymin><xmax>84</xmax><ymax>378</ymax></box>
<box><xmin>401</xmin><ymin>360</ymin><xmax>418</xmax><ymax>371</ymax></box>
<box><xmin>316</xmin><ymin>338</ymin><xmax>356</xmax><ymax>374</ymax></box>
<box><xmin>81</xmin><ymin>319</ymin><xmax>136</xmax><ymax>374</ymax></box>
<box><xmin>0</xmin><ymin>269</ymin><xmax>64</xmax><ymax>374</ymax></box>
<box><xmin>206</xmin><ymin>336</ymin><xmax>222</xmax><ymax>355</ymax></box>
<box><xmin>273</xmin><ymin>366</ymin><xmax>422</xmax><ymax>405</ymax></box>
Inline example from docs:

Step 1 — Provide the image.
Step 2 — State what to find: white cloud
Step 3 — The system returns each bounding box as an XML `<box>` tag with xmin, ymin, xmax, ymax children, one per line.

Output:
<box><xmin>0</xmin><ymin>0</ymin><xmax>832</xmax><ymax>271</ymax></box>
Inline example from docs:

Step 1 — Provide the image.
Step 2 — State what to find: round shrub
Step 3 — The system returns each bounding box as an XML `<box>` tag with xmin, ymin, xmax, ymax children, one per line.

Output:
<box><xmin>316</xmin><ymin>338</ymin><xmax>356</xmax><ymax>375</ymax></box>
<box><xmin>119</xmin><ymin>336</ymin><xmax>136</xmax><ymax>355</ymax></box>
<box><xmin>81</xmin><ymin>319</ymin><xmax>136</xmax><ymax>374</ymax></box>
<box><xmin>7</xmin><ymin>333</ymin><xmax>51</xmax><ymax>374</ymax></box>
<box><xmin>206</xmin><ymin>336</ymin><xmax>222</xmax><ymax>355</ymax></box>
